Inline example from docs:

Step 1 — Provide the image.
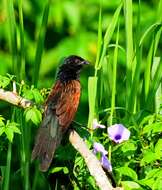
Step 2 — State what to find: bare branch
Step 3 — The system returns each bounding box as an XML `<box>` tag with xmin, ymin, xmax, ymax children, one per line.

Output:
<box><xmin>0</xmin><ymin>88</ymin><xmax>32</xmax><ymax>108</ymax></box>
<box><xmin>69</xmin><ymin>131</ymin><xmax>113</xmax><ymax>190</ymax></box>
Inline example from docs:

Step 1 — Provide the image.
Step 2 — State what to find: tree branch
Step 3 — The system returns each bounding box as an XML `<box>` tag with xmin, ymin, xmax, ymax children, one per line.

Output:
<box><xmin>0</xmin><ymin>88</ymin><xmax>32</xmax><ymax>108</ymax></box>
<box><xmin>0</xmin><ymin>88</ymin><xmax>123</xmax><ymax>190</ymax></box>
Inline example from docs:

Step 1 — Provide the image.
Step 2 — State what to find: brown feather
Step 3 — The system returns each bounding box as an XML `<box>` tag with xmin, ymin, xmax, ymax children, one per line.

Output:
<box><xmin>31</xmin><ymin>80</ymin><xmax>81</xmax><ymax>171</ymax></box>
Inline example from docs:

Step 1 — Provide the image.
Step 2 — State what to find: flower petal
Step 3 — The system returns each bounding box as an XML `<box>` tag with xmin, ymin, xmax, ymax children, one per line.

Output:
<box><xmin>93</xmin><ymin>119</ymin><xmax>106</xmax><ymax>130</ymax></box>
<box><xmin>107</xmin><ymin>124</ymin><xmax>130</xmax><ymax>143</ymax></box>
<box><xmin>93</xmin><ymin>142</ymin><xmax>108</xmax><ymax>155</ymax></box>
<box><xmin>101</xmin><ymin>155</ymin><xmax>112</xmax><ymax>172</ymax></box>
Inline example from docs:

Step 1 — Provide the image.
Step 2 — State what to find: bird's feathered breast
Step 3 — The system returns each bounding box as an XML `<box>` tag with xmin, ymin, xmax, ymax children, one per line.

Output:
<box><xmin>45</xmin><ymin>80</ymin><xmax>81</xmax><ymax>129</ymax></box>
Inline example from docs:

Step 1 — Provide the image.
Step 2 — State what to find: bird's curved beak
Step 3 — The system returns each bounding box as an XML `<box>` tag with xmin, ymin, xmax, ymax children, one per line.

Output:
<box><xmin>81</xmin><ymin>60</ymin><xmax>90</xmax><ymax>65</ymax></box>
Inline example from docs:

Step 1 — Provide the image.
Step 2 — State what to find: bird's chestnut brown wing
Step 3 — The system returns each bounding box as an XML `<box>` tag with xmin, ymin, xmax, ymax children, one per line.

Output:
<box><xmin>44</xmin><ymin>81</ymin><xmax>63</xmax><ymax>112</ymax></box>
<box><xmin>56</xmin><ymin>80</ymin><xmax>81</xmax><ymax>129</ymax></box>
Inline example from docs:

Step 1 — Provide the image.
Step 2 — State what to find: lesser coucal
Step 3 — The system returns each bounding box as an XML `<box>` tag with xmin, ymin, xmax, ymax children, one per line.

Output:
<box><xmin>31</xmin><ymin>55</ymin><xmax>89</xmax><ymax>172</ymax></box>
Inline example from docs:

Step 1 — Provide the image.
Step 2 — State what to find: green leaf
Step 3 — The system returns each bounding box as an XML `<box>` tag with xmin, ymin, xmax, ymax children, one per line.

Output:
<box><xmin>50</xmin><ymin>167</ymin><xmax>69</xmax><ymax>174</ymax></box>
<box><xmin>5</xmin><ymin>127</ymin><xmax>14</xmax><ymax>142</ymax></box>
<box><xmin>33</xmin><ymin>1</ymin><xmax>50</xmax><ymax>87</ymax></box>
<box><xmin>23</xmin><ymin>88</ymin><xmax>44</xmax><ymax>103</ymax></box>
<box><xmin>0</xmin><ymin>126</ymin><xmax>5</xmax><ymax>136</ymax></box>
<box><xmin>0</xmin><ymin>115</ymin><xmax>5</xmax><ymax>127</ymax></box>
<box><xmin>0</xmin><ymin>75</ymin><xmax>10</xmax><ymax>88</ymax></box>
<box><xmin>99</xmin><ymin>2</ymin><xmax>123</xmax><ymax>68</ymax></box>
<box><xmin>121</xmin><ymin>181</ymin><xmax>143</xmax><ymax>190</ymax></box>
<box><xmin>87</xmin><ymin>176</ymin><xmax>97</xmax><ymax>189</ymax></box>
<box><xmin>95</xmin><ymin>7</ymin><xmax>103</xmax><ymax>70</ymax></box>
<box><xmin>121</xmin><ymin>141</ymin><xmax>137</xmax><ymax>153</ymax></box>
<box><xmin>4</xmin><ymin>121</ymin><xmax>21</xmax><ymax>142</ymax></box>
<box><xmin>139</xmin><ymin>23</ymin><xmax>162</xmax><ymax>46</ymax></box>
<box><xmin>23</xmin><ymin>89</ymin><xmax>34</xmax><ymax>100</ymax></box>
<box><xmin>32</xmin><ymin>89</ymin><xmax>44</xmax><ymax>104</ymax></box>
<box><xmin>116</xmin><ymin>166</ymin><xmax>138</xmax><ymax>180</ymax></box>
<box><xmin>143</xmin><ymin>122</ymin><xmax>162</xmax><ymax>134</ymax></box>
<box><xmin>87</xmin><ymin>76</ymin><xmax>98</xmax><ymax>129</ymax></box>
<box><xmin>138</xmin><ymin>178</ymin><xmax>154</xmax><ymax>189</ymax></box>
<box><xmin>146</xmin><ymin>57</ymin><xmax>162</xmax><ymax>110</ymax></box>
<box><xmin>7</xmin><ymin>122</ymin><xmax>21</xmax><ymax>134</ymax></box>
<box><xmin>24</xmin><ymin>107</ymin><xmax>42</xmax><ymax>125</ymax></box>
<box><xmin>139</xmin><ymin>169</ymin><xmax>162</xmax><ymax>188</ymax></box>
<box><xmin>155</xmin><ymin>139</ymin><xmax>162</xmax><ymax>158</ymax></box>
<box><xmin>63</xmin><ymin>167</ymin><xmax>69</xmax><ymax>174</ymax></box>
<box><xmin>140</xmin><ymin>150</ymin><xmax>157</xmax><ymax>166</ymax></box>
<box><xmin>153</xmin><ymin>177</ymin><xmax>162</xmax><ymax>190</ymax></box>
<box><xmin>145</xmin><ymin>168</ymin><xmax>162</xmax><ymax>179</ymax></box>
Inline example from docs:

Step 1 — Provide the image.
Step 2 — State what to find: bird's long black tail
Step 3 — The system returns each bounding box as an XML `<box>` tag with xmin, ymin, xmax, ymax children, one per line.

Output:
<box><xmin>31</xmin><ymin>114</ymin><xmax>63</xmax><ymax>172</ymax></box>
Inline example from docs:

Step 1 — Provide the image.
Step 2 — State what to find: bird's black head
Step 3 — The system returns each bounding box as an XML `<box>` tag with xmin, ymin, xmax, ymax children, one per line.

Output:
<box><xmin>57</xmin><ymin>55</ymin><xmax>89</xmax><ymax>82</ymax></box>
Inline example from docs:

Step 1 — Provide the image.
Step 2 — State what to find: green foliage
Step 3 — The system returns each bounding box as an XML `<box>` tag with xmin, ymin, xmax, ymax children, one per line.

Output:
<box><xmin>24</xmin><ymin>107</ymin><xmax>42</xmax><ymax>125</ymax></box>
<box><xmin>116</xmin><ymin>166</ymin><xmax>138</xmax><ymax>180</ymax></box>
<box><xmin>0</xmin><ymin>75</ymin><xmax>11</xmax><ymax>88</ymax></box>
<box><xmin>122</xmin><ymin>181</ymin><xmax>142</xmax><ymax>190</ymax></box>
<box><xmin>50</xmin><ymin>166</ymin><xmax>69</xmax><ymax>174</ymax></box>
<box><xmin>23</xmin><ymin>86</ymin><xmax>44</xmax><ymax>104</ymax></box>
<box><xmin>0</xmin><ymin>118</ymin><xmax>20</xmax><ymax>142</ymax></box>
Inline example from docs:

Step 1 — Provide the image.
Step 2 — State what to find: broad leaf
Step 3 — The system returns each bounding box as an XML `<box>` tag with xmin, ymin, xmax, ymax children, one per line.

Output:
<box><xmin>116</xmin><ymin>166</ymin><xmax>138</xmax><ymax>180</ymax></box>
<box><xmin>24</xmin><ymin>107</ymin><xmax>42</xmax><ymax>125</ymax></box>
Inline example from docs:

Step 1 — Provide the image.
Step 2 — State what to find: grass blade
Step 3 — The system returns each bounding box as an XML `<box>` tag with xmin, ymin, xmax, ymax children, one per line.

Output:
<box><xmin>146</xmin><ymin>57</ymin><xmax>162</xmax><ymax>110</ymax></box>
<box><xmin>124</xmin><ymin>0</ymin><xmax>134</xmax><ymax>107</ymax></box>
<box><xmin>3</xmin><ymin>143</ymin><xmax>12</xmax><ymax>190</ymax></box>
<box><xmin>98</xmin><ymin>2</ymin><xmax>122</xmax><ymax>70</ymax></box>
<box><xmin>110</xmin><ymin>24</ymin><xmax>119</xmax><ymax>125</ymax></box>
<box><xmin>95</xmin><ymin>7</ymin><xmax>103</xmax><ymax>75</ymax></box>
<box><xmin>87</xmin><ymin>76</ymin><xmax>98</xmax><ymax>132</ymax></box>
<box><xmin>127</xmin><ymin>0</ymin><xmax>141</xmax><ymax>113</ymax></box>
<box><xmin>18</xmin><ymin>0</ymin><xmax>26</xmax><ymax>80</ymax></box>
<box><xmin>33</xmin><ymin>1</ymin><xmax>50</xmax><ymax>87</ymax></box>
<box><xmin>6</xmin><ymin>0</ymin><xmax>17</xmax><ymax>76</ymax></box>
<box><xmin>139</xmin><ymin>23</ymin><xmax>162</xmax><ymax>46</ymax></box>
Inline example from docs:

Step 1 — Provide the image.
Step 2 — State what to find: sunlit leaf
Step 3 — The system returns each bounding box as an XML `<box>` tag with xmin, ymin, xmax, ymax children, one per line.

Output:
<box><xmin>0</xmin><ymin>115</ymin><xmax>5</xmax><ymax>126</ymax></box>
<box><xmin>24</xmin><ymin>107</ymin><xmax>42</xmax><ymax>125</ymax></box>
<box><xmin>0</xmin><ymin>126</ymin><xmax>5</xmax><ymax>136</ymax></box>
<box><xmin>116</xmin><ymin>166</ymin><xmax>138</xmax><ymax>180</ymax></box>
<box><xmin>140</xmin><ymin>150</ymin><xmax>157</xmax><ymax>166</ymax></box>
<box><xmin>143</xmin><ymin>122</ymin><xmax>162</xmax><ymax>134</ymax></box>
<box><xmin>121</xmin><ymin>141</ymin><xmax>137</xmax><ymax>153</ymax></box>
<box><xmin>0</xmin><ymin>75</ymin><xmax>10</xmax><ymax>88</ymax></box>
<box><xmin>32</xmin><ymin>89</ymin><xmax>44</xmax><ymax>104</ymax></box>
<box><xmin>50</xmin><ymin>166</ymin><xmax>69</xmax><ymax>174</ymax></box>
<box><xmin>5</xmin><ymin>127</ymin><xmax>14</xmax><ymax>142</ymax></box>
<box><xmin>155</xmin><ymin>139</ymin><xmax>162</xmax><ymax>158</ymax></box>
<box><xmin>7</xmin><ymin>122</ymin><xmax>21</xmax><ymax>134</ymax></box>
<box><xmin>121</xmin><ymin>181</ymin><xmax>142</xmax><ymax>190</ymax></box>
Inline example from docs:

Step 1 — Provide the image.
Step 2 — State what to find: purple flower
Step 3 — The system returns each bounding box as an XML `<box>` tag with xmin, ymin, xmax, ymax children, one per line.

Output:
<box><xmin>93</xmin><ymin>142</ymin><xmax>108</xmax><ymax>155</ymax></box>
<box><xmin>93</xmin><ymin>119</ymin><xmax>106</xmax><ymax>130</ymax></box>
<box><xmin>107</xmin><ymin>124</ymin><xmax>130</xmax><ymax>143</ymax></box>
<box><xmin>101</xmin><ymin>155</ymin><xmax>112</xmax><ymax>172</ymax></box>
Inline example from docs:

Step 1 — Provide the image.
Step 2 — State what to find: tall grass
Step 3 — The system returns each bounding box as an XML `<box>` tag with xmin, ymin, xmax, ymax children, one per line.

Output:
<box><xmin>124</xmin><ymin>0</ymin><xmax>133</xmax><ymax>110</ymax></box>
<box><xmin>33</xmin><ymin>0</ymin><xmax>50</xmax><ymax>87</ymax></box>
<box><xmin>2</xmin><ymin>1</ymin><xmax>17</xmax><ymax>189</ymax></box>
<box><xmin>88</xmin><ymin>2</ymin><xmax>122</xmax><ymax>131</ymax></box>
<box><xmin>2</xmin><ymin>0</ymin><xmax>50</xmax><ymax>189</ymax></box>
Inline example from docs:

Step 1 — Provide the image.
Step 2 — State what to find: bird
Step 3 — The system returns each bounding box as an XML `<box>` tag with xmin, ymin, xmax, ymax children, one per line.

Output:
<box><xmin>31</xmin><ymin>55</ymin><xmax>89</xmax><ymax>172</ymax></box>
